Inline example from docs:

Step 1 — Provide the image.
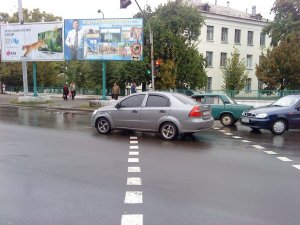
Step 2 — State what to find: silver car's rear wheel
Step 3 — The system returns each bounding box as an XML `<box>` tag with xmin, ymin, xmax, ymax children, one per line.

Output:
<box><xmin>160</xmin><ymin>122</ymin><xmax>178</xmax><ymax>140</ymax></box>
<box><xmin>96</xmin><ymin>118</ymin><xmax>111</xmax><ymax>134</ymax></box>
<box><xmin>271</xmin><ymin>119</ymin><xmax>286</xmax><ymax>135</ymax></box>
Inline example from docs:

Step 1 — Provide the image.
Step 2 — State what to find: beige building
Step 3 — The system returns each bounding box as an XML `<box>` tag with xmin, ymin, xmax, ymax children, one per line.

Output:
<box><xmin>188</xmin><ymin>0</ymin><xmax>271</xmax><ymax>91</ymax></box>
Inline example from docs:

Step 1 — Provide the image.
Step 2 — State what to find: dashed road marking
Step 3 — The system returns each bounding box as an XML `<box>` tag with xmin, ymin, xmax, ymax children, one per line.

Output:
<box><xmin>225</xmin><ymin>132</ymin><xmax>233</xmax><ymax>135</ymax></box>
<box><xmin>124</xmin><ymin>191</ymin><xmax>143</xmax><ymax>204</ymax></box>
<box><xmin>264</xmin><ymin>151</ymin><xmax>278</xmax><ymax>155</ymax></box>
<box><xmin>130</xmin><ymin>145</ymin><xmax>139</xmax><ymax>150</ymax></box>
<box><xmin>242</xmin><ymin>140</ymin><xmax>251</xmax><ymax>143</ymax></box>
<box><xmin>127</xmin><ymin>177</ymin><xmax>142</xmax><ymax>185</ymax></box>
<box><xmin>232</xmin><ymin>136</ymin><xmax>242</xmax><ymax>139</ymax></box>
<box><xmin>252</xmin><ymin>145</ymin><xmax>265</xmax><ymax>150</ymax></box>
<box><xmin>214</xmin><ymin>127</ymin><xmax>220</xmax><ymax>130</ymax></box>
<box><xmin>128</xmin><ymin>167</ymin><xmax>141</xmax><ymax>173</ymax></box>
<box><xmin>130</xmin><ymin>136</ymin><xmax>138</xmax><ymax>140</ymax></box>
<box><xmin>128</xmin><ymin>158</ymin><xmax>139</xmax><ymax>163</ymax></box>
<box><xmin>129</xmin><ymin>151</ymin><xmax>139</xmax><ymax>156</ymax></box>
<box><xmin>292</xmin><ymin>165</ymin><xmax>300</xmax><ymax>170</ymax></box>
<box><xmin>121</xmin><ymin>214</ymin><xmax>143</xmax><ymax>225</ymax></box>
<box><xmin>277</xmin><ymin>157</ymin><xmax>292</xmax><ymax>162</ymax></box>
<box><xmin>130</xmin><ymin>140</ymin><xmax>138</xmax><ymax>144</ymax></box>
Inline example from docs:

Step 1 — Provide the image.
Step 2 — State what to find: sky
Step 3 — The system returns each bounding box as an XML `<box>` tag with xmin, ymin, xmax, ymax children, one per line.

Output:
<box><xmin>1</xmin><ymin>0</ymin><xmax>275</xmax><ymax>21</ymax></box>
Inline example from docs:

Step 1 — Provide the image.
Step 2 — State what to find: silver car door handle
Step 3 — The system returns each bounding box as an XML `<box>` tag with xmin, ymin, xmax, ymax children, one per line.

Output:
<box><xmin>132</xmin><ymin>110</ymin><xmax>138</xmax><ymax>113</ymax></box>
<box><xmin>159</xmin><ymin>110</ymin><xmax>166</xmax><ymax>113</ymax></box>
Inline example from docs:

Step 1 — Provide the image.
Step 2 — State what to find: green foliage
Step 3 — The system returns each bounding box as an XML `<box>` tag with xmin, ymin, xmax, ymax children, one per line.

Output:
<box><xmin>221</xmin><ymin>47</ymin><xmax>248</xmax><ymax>95</ymax></box>
<box><xmin>263</xmin><ymin>0</ymin><xmax>300</xmax><ymax>46</ymax></box>
<box><xmin>256</xmin><ymin>34</ymin><xmax>300</xmax><ymax>90</ymax></box>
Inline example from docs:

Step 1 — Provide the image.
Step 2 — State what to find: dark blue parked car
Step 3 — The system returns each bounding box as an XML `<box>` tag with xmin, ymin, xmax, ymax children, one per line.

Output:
<box><xmin>240</xmin><ymin>95</ymin><xmax>300</xmax><ymax>135</ymax></box>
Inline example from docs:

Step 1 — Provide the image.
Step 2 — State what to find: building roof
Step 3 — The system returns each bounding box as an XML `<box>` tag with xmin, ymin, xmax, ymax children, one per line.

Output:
<box><xmin>195</xmin><ymin>2</ymin><xmax>268</xmax><ymax>22</ymax></box>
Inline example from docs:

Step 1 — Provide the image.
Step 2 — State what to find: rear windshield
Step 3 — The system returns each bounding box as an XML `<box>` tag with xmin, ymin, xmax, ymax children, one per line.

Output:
<box><xmin>173</xmin><ymin>93</ymin><xmax>197</xmax><ymax>105</ymax></box>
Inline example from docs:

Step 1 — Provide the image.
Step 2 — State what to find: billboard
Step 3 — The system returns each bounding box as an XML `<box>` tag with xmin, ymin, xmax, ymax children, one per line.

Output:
<box><xmin>64</xmin><ymin>18</ymin><xmax>143</xmax><ymax>61</ymax></box>
<box><xmin>0</xmin><ymin>22</ymin><xmax>64</xmax><ymax>62</ymax></box>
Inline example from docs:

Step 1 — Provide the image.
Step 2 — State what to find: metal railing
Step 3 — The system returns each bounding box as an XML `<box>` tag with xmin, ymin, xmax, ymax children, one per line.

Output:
<box><xmin>3</xmin><ymin>86</ymin><xmax>300</xmax><ymax>100</ymax></box>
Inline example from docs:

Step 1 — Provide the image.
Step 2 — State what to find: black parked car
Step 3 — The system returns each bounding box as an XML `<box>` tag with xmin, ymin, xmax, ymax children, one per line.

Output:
<box><xmin>240</xmin><ymin>95</ymin><xmax>300</xmax><ymax>135</ymax></box>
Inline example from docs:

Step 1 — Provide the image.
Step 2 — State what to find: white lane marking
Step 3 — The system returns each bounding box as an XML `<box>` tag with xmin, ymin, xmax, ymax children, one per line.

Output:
<box><xmin>242</xmin><ymin>140</ymin><xmax>251</xmax><ymax>143</ymax></box>
<box><xmin>130</xmin><ymin>136</ymin><xmax>138</xmax><ymax>140</ymax></box>
<box><xmin>130</xmin><ymin>145</ymin><xmax>139</xmax><ymax>150</ymax></box>
<box><xmin>121</xmin><ymin>214</ymin><xmax>143</xmax><ymax>225</ymax></box>
<box><xmin>128</xmin><ymin>167</ymin><xmax>141</xmax><ymax>173</ymax></box>
<box><xmin>225</xmin><ymin>133</ymin><xmax>233</xmax><ymax>135</ymax></box>
<box><xmin>127</xmin><ymin>177</ymin><xmax>142</xmax><ymax>185</ymax></box>
<box><xmin>219</xmin><ymin>130</ymin><xmax>226</xmax><ymax>132</ymax></box>
<box><xmin>129</xmin><ymin>151</ymin><xmax>139</xmax><ymax>156</ymax></box>
<box><xmin>277</xmin><ymin>157</ymin><xmax>292</xmax><ymax>162</ymax></box>
<box><xmin>214</xmin><ymin>127</ymin><xmax>220</xmax><ymax>130</ymax></box>
<box><xmin>124</xmin><ymin>191</ymin><xmax>143</xmax><ymax>203</ymax></box>
<box><xmin>232</xmin><ymin>136</ymin><xmax>242</xmax><ymax>139</ymax></box>
<box><xmin>292</xmin><ymin>165</ymin><xmax>300</xmax><ymax>170</ymax></box>
<box><xmin>264</xmin><ymin>151</ymin><xmax>278</xmax><ymax>155</ymax></box>
<box><xmin>252</xmin><ymin>145</ymin><xmax>265</xmax><ymax>150</ymax></box>
<box><xmin>130</xmin><ymin>141</ymin><xmax>138</xmax><ymax>144</ymax></box>
<box><xmin>128</xmin><ymin>158</ymin><xmax>139</xmax><ymax>163</ymax></box>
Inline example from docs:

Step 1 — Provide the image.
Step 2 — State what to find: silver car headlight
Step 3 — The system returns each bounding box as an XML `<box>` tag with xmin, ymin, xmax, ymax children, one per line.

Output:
<box><xmin>255</xmin><ymin>113</ymin><xmax>268</xmax><ymax>119</ymax></box>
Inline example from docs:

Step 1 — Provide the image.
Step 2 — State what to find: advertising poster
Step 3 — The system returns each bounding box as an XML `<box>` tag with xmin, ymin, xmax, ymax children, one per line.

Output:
<box><xmin>64</xmin><ymin>18</ymin><xmax>143</xmax><ymax>61</ymax></box>
<box><xmin>0</xmin><ymin>22</ymin><xmax>64</xmax><ymax>62</ymax></box>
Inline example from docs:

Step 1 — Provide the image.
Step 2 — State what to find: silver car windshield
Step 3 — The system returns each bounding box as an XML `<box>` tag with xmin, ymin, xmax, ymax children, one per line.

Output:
<box><xmin>272</xmin><ymin>95</ymin><xmax>299</xmax><ymax>107</ymax></box>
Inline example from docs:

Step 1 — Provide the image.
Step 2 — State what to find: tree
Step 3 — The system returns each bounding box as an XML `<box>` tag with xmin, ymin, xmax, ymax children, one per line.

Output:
<box><xmin>256</xmin><ymin>34</ymin><xmax>300</xmax><ymax>90</ymax></box>
<box><xmin>263</xmin><ymin>0</ymin><xmax>300</xmax><ymax>46</ymax></box>
<box><xmin>132</xmin><ymin>0</ymin><xmax>207</xmax><ymax>90</ymax></box>
<box><xmin>221</xmin><ymin>48</ymin><xmax>248</xmax><ymax>96</ymax></box>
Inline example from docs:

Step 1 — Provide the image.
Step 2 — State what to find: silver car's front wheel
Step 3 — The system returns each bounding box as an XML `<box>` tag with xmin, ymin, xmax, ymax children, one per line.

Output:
<box><xmin>96</xmin><ymin>118</ymin><xmax>111</xmax><ymax>134</ymax></box>
<box><xmin>160</xmin><ymin>122</ymin><xmax>178</xmax><ymax>140</ymax></box>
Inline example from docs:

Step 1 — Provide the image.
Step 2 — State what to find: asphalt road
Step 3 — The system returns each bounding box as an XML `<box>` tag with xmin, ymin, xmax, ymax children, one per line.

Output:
<box><xmin>0</xmin><ymin>106</ymin><xmax>299</xmax><ymax>225</ymax></box>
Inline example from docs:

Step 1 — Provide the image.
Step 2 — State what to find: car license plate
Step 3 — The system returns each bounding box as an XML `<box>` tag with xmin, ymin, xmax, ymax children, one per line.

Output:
<box><xmin>203</xmin><ymin>111</ymin><xmax>210</xmax><ymax>116</ymax></box>
<box><xmin>241</xmin><ymin>117</ymin><xmax>249</xmax><ymax>123</ymax></box>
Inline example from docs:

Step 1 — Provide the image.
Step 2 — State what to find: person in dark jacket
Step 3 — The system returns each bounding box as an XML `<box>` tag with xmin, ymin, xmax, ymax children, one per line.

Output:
<box><xmin>63</xmin><ymin>83</ymin><xmax>69</xmax><ymax>101</ymax></box>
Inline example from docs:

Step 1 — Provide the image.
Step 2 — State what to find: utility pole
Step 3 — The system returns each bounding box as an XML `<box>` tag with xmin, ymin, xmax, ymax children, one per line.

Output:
<box><xmin>133</xmin><ymin>0</ymin><xmax>155</xmax><ymax>91</ymax></box>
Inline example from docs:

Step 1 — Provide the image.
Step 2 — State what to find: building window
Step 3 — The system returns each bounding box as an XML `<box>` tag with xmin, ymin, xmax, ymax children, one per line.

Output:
<box><xmin>260</xmin><ymin>33</ymin><xmax>266</xmax><ymax>46</ymax></box>
<box><xmin>207</xmin><ymin>26</ymin><xmax>214</xmax><ymax>41</ymax></box>
<box><xmin>221</xmin><ymin>27</ymin><xmax>228</xmax><ymax>43</ymax></box>
<box><xmin>246</xmin><ymin>55</ymin><xmax>253</xmax><ymax>69</ymax></box>
<box><xmin>206</xmin><ymin>77</ymin><xmax>212</xmax><ymax>91</ymax></box>
<box><xmin>245</xmin><ymin>78</ymin><xmax>252</xmax><ymax>92</ymax></box>
<box><xmin>220</xmin><ymin>53</ymin><xmax>227</xmax><ymax>67</ymax></box>
<box><xmin>248</xmin><ymin>31</ymin><xmax>254</xmax><ymax>46</ymax></box>
<box><xmin>234</xmin><ymin>29</ymin><xmax>241</xmax><ymax>44</ymax></box>
<box><xmin>206</xmin><ymin>51</ymin><xmax>213</xmax><ymax>67</ymax></box>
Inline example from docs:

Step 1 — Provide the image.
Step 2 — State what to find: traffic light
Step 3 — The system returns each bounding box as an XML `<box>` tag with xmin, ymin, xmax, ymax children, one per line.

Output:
<box><xmin>146</xmin><ymin>64</ymin><xmax>151</xmax><ymax>75</ymax></box>
<box><xmin>154</xmin><ymin>59</ymin><xmax>162</xmax><ymax>73</ymax></box>
<box><xmin>120</xmin><ymin>0</ymin><xmax>132</xmax><ymax>9</ymax></box>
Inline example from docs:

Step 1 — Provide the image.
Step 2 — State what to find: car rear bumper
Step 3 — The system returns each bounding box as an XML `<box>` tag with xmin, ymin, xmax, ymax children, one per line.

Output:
<box><xmin>181</xmin><ymin>117</ymin><xmax>214</xmax><ymax>133</ymax></box>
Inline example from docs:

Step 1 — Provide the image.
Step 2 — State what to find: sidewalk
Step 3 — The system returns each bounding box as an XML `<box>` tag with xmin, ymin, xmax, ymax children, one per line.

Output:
<box><xmin>0</xmin><ymin>93</ymin><xmax>104</xmax><ymax>112</ymax></box>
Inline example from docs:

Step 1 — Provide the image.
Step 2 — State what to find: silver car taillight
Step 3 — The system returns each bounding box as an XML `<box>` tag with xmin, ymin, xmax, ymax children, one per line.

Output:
<box><xmin>189</xmin><ymin>106</ymin><xmax>203</xmax><ymax>117</ymax></box>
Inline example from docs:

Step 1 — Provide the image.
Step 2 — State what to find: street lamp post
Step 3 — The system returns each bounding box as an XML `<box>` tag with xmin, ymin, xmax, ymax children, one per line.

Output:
<box><xmin>98</xmin><ymin>9</ymin><xmax>108</xmax><ymax>100</ymax></box>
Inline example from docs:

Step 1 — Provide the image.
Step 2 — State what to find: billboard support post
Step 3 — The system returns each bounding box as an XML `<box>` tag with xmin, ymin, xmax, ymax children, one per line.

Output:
<box><xmin>18</xmin><ymin>0</ymin><xmax>29</xmax><ymax>96</ymax></box>
<box><xmin>134</xmin><ymin>0</ymin><xmax>155</xmax><ymax>91</ymax></box>
<box><xmin>101</xmin><ymin>62</ymin><xmax>108</xmax><ymax>100</ymax></box>
<box><xmin>33</xmin><ymin>62</ymin><xmax>38</xmax><ymax>96</ymax></box>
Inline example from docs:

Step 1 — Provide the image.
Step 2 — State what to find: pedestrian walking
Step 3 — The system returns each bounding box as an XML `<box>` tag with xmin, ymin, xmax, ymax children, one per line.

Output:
<box><xmin>63</xmin><ymin>83</ymin><xmax>69</xmax><ymax>101</ymax></box>
<box><xmin>131</xmin><ymin>81</ymin><xmax>137</xmax><ymax>94</ymax></box>
<box><xmin>112</xmin><ymin>83</ymin><xmax>120</xmax><ymax>100</ymax></box>
<box><xmin>69</xmin><ymin>82</ymin><xmax>76</xmax><ymax>100</ymax></box>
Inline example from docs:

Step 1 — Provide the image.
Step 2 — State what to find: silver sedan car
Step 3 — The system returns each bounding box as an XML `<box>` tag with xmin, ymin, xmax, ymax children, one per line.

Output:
<box><xmin>91</xmin><ymin>91</ymin><xmax>214</xmax><ymax>140</ymax></box>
